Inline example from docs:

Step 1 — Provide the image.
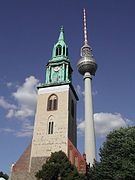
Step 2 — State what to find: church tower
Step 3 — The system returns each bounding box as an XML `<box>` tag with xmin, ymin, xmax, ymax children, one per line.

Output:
<box><xmin>29</xmin><ymin>26</ymin><xmax>78</xmax><ymax>172</ymax></box>
<box><xmin>11</xmin><ymin>27</ymin><xmax>86</xmax><ymax>180</ymax></box>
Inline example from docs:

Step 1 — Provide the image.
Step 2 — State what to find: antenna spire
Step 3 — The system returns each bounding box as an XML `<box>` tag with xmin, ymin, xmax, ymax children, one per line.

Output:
<box><xmin>83</xmin><ymin>8</ymin><xmax>88</xmax><ymax>46</ymax></box>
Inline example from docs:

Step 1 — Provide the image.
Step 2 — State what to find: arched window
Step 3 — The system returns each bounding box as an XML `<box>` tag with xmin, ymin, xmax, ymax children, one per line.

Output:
<box><xmin>47</xmin><ymin>94</ymin><xmax>58</xmax><ymax>111</ymax></box>
<box><xmin>56</xmin><ymin>45</ymin><xmax>62</xmax><ymax>56</ymax></box>
<box><xmin>48</xmin><ymin>116</ymin><xmax>54</xmax><ymax>134</ymax></box>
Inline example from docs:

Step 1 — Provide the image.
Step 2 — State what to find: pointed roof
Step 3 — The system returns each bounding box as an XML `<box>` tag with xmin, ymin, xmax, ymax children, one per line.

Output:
<box><xmin>12</xmin><ymin>144</ymin><xmax>31</xmax><ymax>172</ymax></box>
<box><xmin>58</xmin><ymin>26</ymin><xmax>65</xmax><ymax>42</ymax></box>
<box><xmin>51</xmin><ymin>26</ymin><xmax>69</xmax><ymax>61</ymax></box>
<box><xmin>55</xmin><ymin>26</ymin><xmax>66</xmax><ymax>47</ymax></box>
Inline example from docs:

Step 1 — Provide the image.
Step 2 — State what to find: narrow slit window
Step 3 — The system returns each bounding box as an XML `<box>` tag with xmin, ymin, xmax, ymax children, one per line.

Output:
<box><xmin>53</xmin><ymin>98</ymin><xmax>57</xmax><ymax>110</ymax></box>
<box><xmin>51</xmin><ymin>122</ymin><xmax>54</xmax><ymax>134</ymax></box>
<box><xmin>48</xmin><ymin>99</ymin><xmax>52</xmax><ymax>111</ymax></box>
<box><xmin>63</xmin><ymin>46</ymin><xmax>65</xmax><ymax>55</ymax></box>
<box><xmin>56</xmin><ymin>47</ymin><xmax>59</xmax><ymax>56</ymax></box>
<box><xmin>48</xmin><ymin>122</ymin><xmax>51</xmax><ymax>134</ymax></box>
<box><xmin>66</xmin><ymin>47</ymin><xmax>68</xmax><ymax>56</ymax></box>
<box><xmin>48</xmin><ymin>121</ymin><xmax>54</xmax><ymax>134</ymax></box>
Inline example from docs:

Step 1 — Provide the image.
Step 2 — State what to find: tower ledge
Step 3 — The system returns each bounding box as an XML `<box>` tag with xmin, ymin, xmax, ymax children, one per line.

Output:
<box><xmin>37</xmin><ymin>82</ymin><xmax>79</xmax><ymax>101</ymax></box>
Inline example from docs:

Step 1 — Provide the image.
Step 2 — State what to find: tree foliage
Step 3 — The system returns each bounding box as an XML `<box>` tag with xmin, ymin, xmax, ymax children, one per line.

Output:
<box><xmin>35</xmin><ymin>151</ymin><xmax>85</xmax><ymax>180</ymax></box>
<box><xmin>90</xmin><ymin>127</ymin><xmax>135</xmax><ymax>180</ymax></box>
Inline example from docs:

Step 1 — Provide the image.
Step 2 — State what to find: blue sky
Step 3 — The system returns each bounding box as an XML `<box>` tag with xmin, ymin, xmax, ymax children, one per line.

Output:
<box><xmin>0</xmin><ymin>0</ymin><xmax>135</xmax><ymax>174</ymax></box>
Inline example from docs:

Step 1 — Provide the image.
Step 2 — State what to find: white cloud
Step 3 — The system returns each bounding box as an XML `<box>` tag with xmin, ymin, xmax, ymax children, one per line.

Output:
<box><xmin>94</xmin><ymin>113</ymin><xmax>127</xmax><ymax>137</ymax></box>
<box><xmin>13</xmin><ymin>76</ymin><xmax>38</xmax><ymax>109</ymax></box>
<box><xmin>6</xmin><ymin>82</ymin><xmax>13</xmax><ymax>87</ymax></box>
<box><xmin>76</xmin><ymin>85</ymin><xmax>84</xmax><ymax>96</ymax></box>
<box><xmin>6</xmin><ymin>109</ymin><xmax>15</xmax><ymax>118</ymax></box>
<box><xmin>0</xmin><ymin>76</ymin><xmax>39</xmax><ymax>119</ymax></box>
<box><xmin>76</xmin><ymin>85</ymin><xmax>98</xmax><ymax>97</ymax></box>
<box><xmin>0</xmin><ymin>96</ymin><xmax>16</xmax><ymax>109</ymax></box>
<box><xmin>77</xmin><ymin>119</ymin><xmax>85</xmax><ymax>136</ymax></box>
<box><xmin>77</xmin><ymin>112</ymin><xmax>130</xmax><ymax>137</ymax></box>
<box><xmin>0</xmin><ymin>76</ymin><xmax>38</xmax><ymax>138</ymax></box>
<box><xmin>92</xmin><ymin>90</ymin><xmax>98</xmax><ymax>96</ymax></box>
<box><xmin>6</xmin><ymin>76</ymin><xmax>39</xmax><ymax>119</ymax></box>
<box><xmin>0</xmin><ymin>128</ymin><xmax>15</xmax><ymax>133</ymax></box>
<box><xmin>0</xmin><ymin>121</ymin><xmax>33</xmax><ymax>138</ymax></box>
<box><xmin>77</xmin><ymin>120</ymin><xmax>85</xmax><ymax>130</ymax></box>
<box><xmin>15</xmin><ymin>121</ymin><xmax>33</xmax><ymax>137</ymax></box>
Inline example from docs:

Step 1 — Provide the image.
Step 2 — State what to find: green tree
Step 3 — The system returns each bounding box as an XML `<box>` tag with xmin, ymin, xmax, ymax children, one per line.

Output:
<box><xmin>35</xmin><ymin>151</ymin><xmax>85</xmax><ymax>180</ymax></box>
<box><xmin>90</xmin><ymin>127</ymin><xmax>135</xmax><ymax>180</ymax></box>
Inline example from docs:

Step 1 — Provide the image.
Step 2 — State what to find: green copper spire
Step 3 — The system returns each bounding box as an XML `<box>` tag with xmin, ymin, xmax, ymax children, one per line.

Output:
<box><xmin>44</xmin><ymin>26</ymin><xmax>73</xmax><ymax>86</ymax></box>
<box><xmin>51</xmin><ymin>26</ymin><xmax>69</xmax><ymax>61</ymax></box>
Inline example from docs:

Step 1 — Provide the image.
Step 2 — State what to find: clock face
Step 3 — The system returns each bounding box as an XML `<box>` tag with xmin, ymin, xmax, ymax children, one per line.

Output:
<box><xmin>53</xmin><ymin>66</ymin><xmax>60</xmax><ymax>72</ymax></box>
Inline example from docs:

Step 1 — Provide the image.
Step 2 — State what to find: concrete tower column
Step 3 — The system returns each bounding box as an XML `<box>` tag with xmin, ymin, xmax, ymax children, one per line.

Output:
<box><xmin>84</xmin><ymin>72</ymin><xmax>96</xmax><ymax>165</ymax></box>
<box><xmin>77</xmin><ymin>9</ymin><xmax>97</xmax><ymax>166</ymax></box>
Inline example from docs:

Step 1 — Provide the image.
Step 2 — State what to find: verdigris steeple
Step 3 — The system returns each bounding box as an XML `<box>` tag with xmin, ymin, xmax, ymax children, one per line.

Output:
<box><xmin>45</xmin><ymin>26</ymin><xmax>72</xmax><ymax>86</ymax></box>
<box><xmin>51</xmin><ymin>26</ymin><xmax>68</xmax><ymax>61</ymax></box>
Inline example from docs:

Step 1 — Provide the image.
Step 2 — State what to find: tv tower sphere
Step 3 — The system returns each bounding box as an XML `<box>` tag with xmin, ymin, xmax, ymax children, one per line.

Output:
<box><xmin>77</xmin><ymin>45</ymin><xmax>97</xmax><ymax>76</ymax></box>
<box><xmin>77</xmin><ymin>9</ymin><xmax>97</xmax><ymax>166</ymax></box>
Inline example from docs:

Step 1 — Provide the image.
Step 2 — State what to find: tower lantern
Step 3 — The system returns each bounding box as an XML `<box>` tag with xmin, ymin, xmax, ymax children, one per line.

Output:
<box><xmin>77</xmin><ymin>9</ymin><xmax>97</xmax><ymax>166</ymax></box>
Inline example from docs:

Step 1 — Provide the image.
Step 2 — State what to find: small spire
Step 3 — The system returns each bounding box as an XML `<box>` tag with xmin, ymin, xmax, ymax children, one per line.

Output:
<box><xmin>58</xmin><ymin>26</ymin><xmax>64</xmax><ymax>41</ymax></box>
<box><xmin>83</xmin><ymin>8</ymin><xmax>88</xmax><ymax>46</ymax></box>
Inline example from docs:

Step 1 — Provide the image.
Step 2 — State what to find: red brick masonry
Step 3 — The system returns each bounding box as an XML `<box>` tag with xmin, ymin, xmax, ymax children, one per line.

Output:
<box><xmin>13</xmin><ymin>144</ymin><xmax>31</xmax><ymax>172</ymax></box>
<box><xmin>12</xmin><ymin>140</ymin><xmax>86</xmax><ymax>175</ymax></box>
<box><xmin>68</xmin><ymin>139</ymin><xmax>86</xmax><ymax>174</ymax></box>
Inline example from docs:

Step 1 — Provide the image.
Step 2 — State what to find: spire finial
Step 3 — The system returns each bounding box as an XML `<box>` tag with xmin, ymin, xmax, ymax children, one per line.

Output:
<box><xmin>60</xmin><ymin>25</ymin><xmax>64</xmax><ymax>32</ymax></box>
<box><xmin>58</xmin><ymin>25</ymin><xmax>64</xmax><ymax>41</ymax></box>
<box><xmin>83</xmin><ymin>8</ymin><xmax>88</xmax><ymax>46</ymax></box>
